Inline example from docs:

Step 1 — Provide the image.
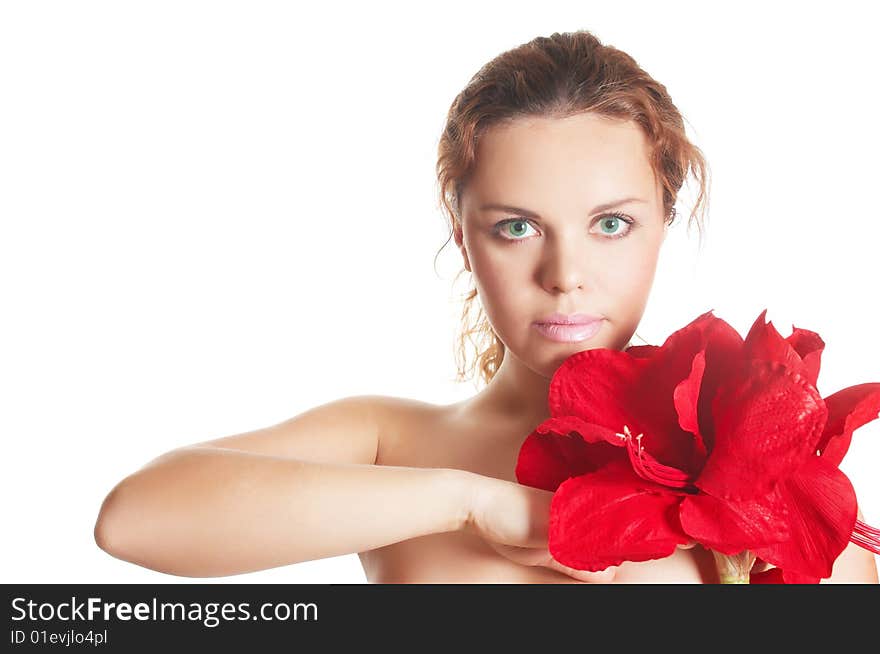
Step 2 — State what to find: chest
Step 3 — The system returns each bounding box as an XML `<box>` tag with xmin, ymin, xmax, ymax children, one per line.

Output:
<box><xmin>377</xmin><ymin>406</ymin><xmax>528</xmax><ymax>482</ymax></box>
<box><xmin>360</xmin><ymin>404</ymin><xmax>715</xmax><ymax>583</ymax></box>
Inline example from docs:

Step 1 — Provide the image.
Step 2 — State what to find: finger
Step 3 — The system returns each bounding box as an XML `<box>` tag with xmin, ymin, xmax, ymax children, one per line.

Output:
<box><xmin>550</xmin><ymin>559</ymin><xmax>617</xmax><ymax>583</ymax></box>
<box><xmin>487</xmin><ymin>542</ymin><xmax>553</xmax><ymax>568</ymax></box>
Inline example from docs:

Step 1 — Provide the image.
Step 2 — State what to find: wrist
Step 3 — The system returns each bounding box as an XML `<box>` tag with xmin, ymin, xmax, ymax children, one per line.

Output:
<box><xmin>440</xmin><ymin>467</ymin><xmax>481</xmax><ymax>533</ymax></box>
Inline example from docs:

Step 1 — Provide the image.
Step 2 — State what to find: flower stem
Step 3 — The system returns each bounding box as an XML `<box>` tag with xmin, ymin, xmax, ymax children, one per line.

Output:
<box><xmin>712</xmin><ymin>550</ymin><xmax>756</xmax><ymax>584</ymax></box>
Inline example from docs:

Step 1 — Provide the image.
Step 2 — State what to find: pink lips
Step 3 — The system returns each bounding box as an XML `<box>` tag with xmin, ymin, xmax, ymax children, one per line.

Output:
<box><xmin>536</xmin><ymin>312</ymin><xmax>602</xmax><ymax>325</ymax></box>
<box><xmin>533</xmin><ymin>312</ymin><xmax>603</xmax><ymax>343</ymax></box>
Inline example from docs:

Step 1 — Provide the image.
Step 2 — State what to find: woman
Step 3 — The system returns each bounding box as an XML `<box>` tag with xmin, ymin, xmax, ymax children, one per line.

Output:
<box><xmin>94</xmin><ymin>30</ymin><xmax>878</xmax><ymax>583</ymax></box>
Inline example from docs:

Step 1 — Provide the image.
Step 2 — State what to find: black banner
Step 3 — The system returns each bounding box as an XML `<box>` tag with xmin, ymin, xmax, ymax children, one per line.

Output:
<box><xmin>4</xmin><ymin>583</ymin><xmax>877</xmax><ymax>650</ymax></box>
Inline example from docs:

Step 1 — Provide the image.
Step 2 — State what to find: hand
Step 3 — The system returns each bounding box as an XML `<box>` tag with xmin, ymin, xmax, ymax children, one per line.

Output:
<box><xmin>464</xmin><ymin>473</ymin><xmax>616</xmax><ymax>583</ymax></box>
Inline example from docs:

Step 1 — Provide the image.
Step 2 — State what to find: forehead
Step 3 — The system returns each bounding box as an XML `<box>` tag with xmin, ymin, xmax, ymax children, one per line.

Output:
<box><xmin>464</xmin><ymin>113</ymin><xmax>657</xmax><ymax>207</ymax></box>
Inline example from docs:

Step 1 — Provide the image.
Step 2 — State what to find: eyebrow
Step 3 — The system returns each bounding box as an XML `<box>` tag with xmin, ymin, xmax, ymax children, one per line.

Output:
<box><xmin>478</xmin><ymin>197</ymin><xmax>647</xmax><ymax>217</ymax></box>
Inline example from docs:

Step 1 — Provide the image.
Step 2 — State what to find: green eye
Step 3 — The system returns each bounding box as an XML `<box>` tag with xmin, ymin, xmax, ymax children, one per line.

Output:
<box><xmin>593</xmin><ymin>212</ymin><xmax>635</xmax><ymax>240</ymax></box>
<box><xmin>505</xmin><ymin>220</ymin><xmax>532</xmax><ymax>238</ymax></box>
<box><xmin>599</xmin><ymin>216</ymin><xmax>622</xmax><ymax>235</ymax></box>
<box><xmin>493</xmin><ymin>212</ymin><xmax>636</xmax><ymax>245</ymax></box>
<box><xmin>494</xmin><ymin>219</ymin><xmax>537</xmax><ymax>242</ymax></box>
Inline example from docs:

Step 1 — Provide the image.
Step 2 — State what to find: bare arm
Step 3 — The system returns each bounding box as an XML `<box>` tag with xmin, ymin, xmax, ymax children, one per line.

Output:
<box><xmin>94</xmin><ymin>395</ymin><xmax>472</xmax><ymax>577</ymax></box>
<box><xmin>95</xmin><ymin>448</ymin><xmax>470</xmax><ymax>577</ymax></box>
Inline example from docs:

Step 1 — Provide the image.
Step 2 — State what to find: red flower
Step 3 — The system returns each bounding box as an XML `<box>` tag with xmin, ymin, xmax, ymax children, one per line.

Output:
<box><xmin>516</xmin><ymin>309</ymin><xmax>880</xmax><ymax>583</ymax></box>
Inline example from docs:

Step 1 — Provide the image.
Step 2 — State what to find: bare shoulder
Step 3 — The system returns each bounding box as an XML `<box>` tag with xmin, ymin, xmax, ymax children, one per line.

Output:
<box><xmin>368</xmin><ymin>395</ymin><xmax>459</xmax><ymax>465</ymax></box>
<box><xmin>184</xmin><ymin>394</ymin><xmax>456</xmax><ymax>467</ymax></box>
<box><xmin>368</xmin><ymin>394</ymin><xmax>451</xmax><ymax>425</ymax></box>
<box><xmin>177</xmin><ymin>394</ymin><xmax>408</xmax><ymax>465</ymax></box>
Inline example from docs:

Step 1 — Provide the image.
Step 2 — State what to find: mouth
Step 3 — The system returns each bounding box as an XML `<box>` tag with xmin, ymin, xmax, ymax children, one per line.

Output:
<box><xmin>536</xmin><ymin>312</ymin><xmax>603</xmax><ymax>325</ymax></box>
<box><xmin>532</xmin><ymin>319</ymin><xmax>603</xmax><ymax>343</ymax></box>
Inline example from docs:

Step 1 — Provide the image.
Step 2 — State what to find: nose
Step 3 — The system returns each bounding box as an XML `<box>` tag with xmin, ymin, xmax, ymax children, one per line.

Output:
<box><xmin>538</xmin><ymin>233</ymin><xmax>587</xmax><ymax>295</ymax></box>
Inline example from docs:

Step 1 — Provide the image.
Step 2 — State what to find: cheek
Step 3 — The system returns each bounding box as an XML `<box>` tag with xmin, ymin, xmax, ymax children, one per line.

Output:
<box><xmin>468</xmin><ymin>239</ymin><xmax>519</xmax><ymax>289</ymax></box>
<box><xmin>468</xmin><ymin>247</ymin><xmax>533</xmax><ymax>327</ymax></box>
<box><xmin>607</xmin><ymin>244</ymin><xmax>662</xmax><ymax>307</ymax></box>
<box><xmin>473</xmin><ymin>262</ymin><xmax>527</xmax><ymax>319</ymax></box>
<box><xmin>621</xmin><ymin>253</ymin><xmax>659</xmax><ymax>290</ymax></box>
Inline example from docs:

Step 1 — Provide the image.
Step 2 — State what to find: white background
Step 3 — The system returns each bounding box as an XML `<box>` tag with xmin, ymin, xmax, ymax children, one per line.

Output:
<box><xmin>2</xmin><ymin>0</ymin><xmax>878</xmax><ymax>583</ymax></box>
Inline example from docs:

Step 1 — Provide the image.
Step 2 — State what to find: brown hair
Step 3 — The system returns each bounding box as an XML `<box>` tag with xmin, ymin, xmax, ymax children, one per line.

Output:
<box><xmin>434</xmin><ymin>30</ymin><xmax>710</xmax><ymax>389</ymax></box>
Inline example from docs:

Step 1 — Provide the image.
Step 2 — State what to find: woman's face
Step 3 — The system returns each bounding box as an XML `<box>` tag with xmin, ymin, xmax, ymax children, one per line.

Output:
<box><xmin>455</xmin><ymin>112</ymin><xmax>669</xmax><ymax>379</ymax></box>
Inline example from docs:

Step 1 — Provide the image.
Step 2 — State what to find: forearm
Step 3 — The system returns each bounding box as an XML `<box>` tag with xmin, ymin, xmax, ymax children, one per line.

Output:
<box><xmin>94</xmin><ymin>446</ymin><xmax>473</xmax><ymax>577</ymax></box>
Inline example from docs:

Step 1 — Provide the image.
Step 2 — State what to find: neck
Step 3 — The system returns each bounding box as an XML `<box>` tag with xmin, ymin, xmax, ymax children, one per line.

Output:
<box><xmin>466</xmin><ymin>349</ymin><xmax>553</xmax><ymax>427</ymax></box>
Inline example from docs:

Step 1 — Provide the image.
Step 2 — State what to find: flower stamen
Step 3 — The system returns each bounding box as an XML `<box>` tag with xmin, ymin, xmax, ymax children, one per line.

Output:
<box><xmin>851</xmin><ymin>519</ymin><xmax>880</xmax><ymax>554</ymax></box>
<box><xmin>617</xmin><ymin>424</ymin><xmax>695</xmax><ymax>490</ymax></box>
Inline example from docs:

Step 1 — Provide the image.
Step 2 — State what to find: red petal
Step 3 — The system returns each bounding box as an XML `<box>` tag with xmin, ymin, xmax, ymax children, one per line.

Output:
<box><xmin>743</xmin><ymin>309</ymin><xmax>825</xmax><ymax>387</ymax></box>
<box><xmin>548</xmin><ymin>348</ymin><xmax>652</xmax><ymax>431</ymax></box>
<box><xmin>550</xmin><ymin>348</ymin><xmax>702</xmax><ymax>473</ymax></box>
<box><xmin>781</xmin><ymin>569</ymin><xmax>821</xmax><ymax>584</ymax></box>
<box><xmin>549</xmin><ymin>310</ymin><xmax>742</xmax><ymax>475</ymax></box>
<box><xmin>657</xmin><ymin>309</ymin><xmax>731</xmax><ymax>353</ymax></box>
<box><xmin>696</xmin><ymin>359</ymin><xmax>827</xmax><ymax>500</ymax></box>
<box><xmin>684</xmin><ymin>314</ymin><xmax>745</xmax><ymax>455</ymax></box>
<box><xmin>750</xmin><ymin>567</ymin><xmax>786</xmax><ymax>583</ymax></box>
<box><xmin>816</xmin><ymin>382</ymin><xmax>880</xmax><ymax>466</ymax></box>
<box><xmin>535</xmin><ymin>415</ymin><xmax>622</xmax><ymax>445</ymax></box>
<box><xmin>751</xmin><ymin>456</ymin><xmax>857</xmax><ymax>580</ymax></box>
<box><xmin>673</xmin><ymin>349</ymin><xmax>708</xmax><ymax>460</ymax></box>
<box><xmin>552</xmin><ymin>310</ymin><xmax>739</xmax><ymax>424</ymax></box>
<box><xmin>625</xmin><ymin>344</ymin><xmax>661</xmax><ymax>359</ymax></box>
<box><xmin>786</xmin><ymin>328</ymin><xmax>825</xmax><ymax>389</ymax></box>
<box><xmin>748</xmin><ymin>567</ymin><xmax>819</xmax><ymax>583</ymax></box>
<box><xmin>515</xmin><ymin>427</ymin><xmax>625</xmax><ymax>492</ymax></box>
<box><xmin>548</xmin><ymin>461</ymin><xmax>690</xmax><ymax>571</ymax></box>
<box><xmin>679</xmin><ymin>489</ymin><xmax>788</xmax><ymax>554</ymax></box>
